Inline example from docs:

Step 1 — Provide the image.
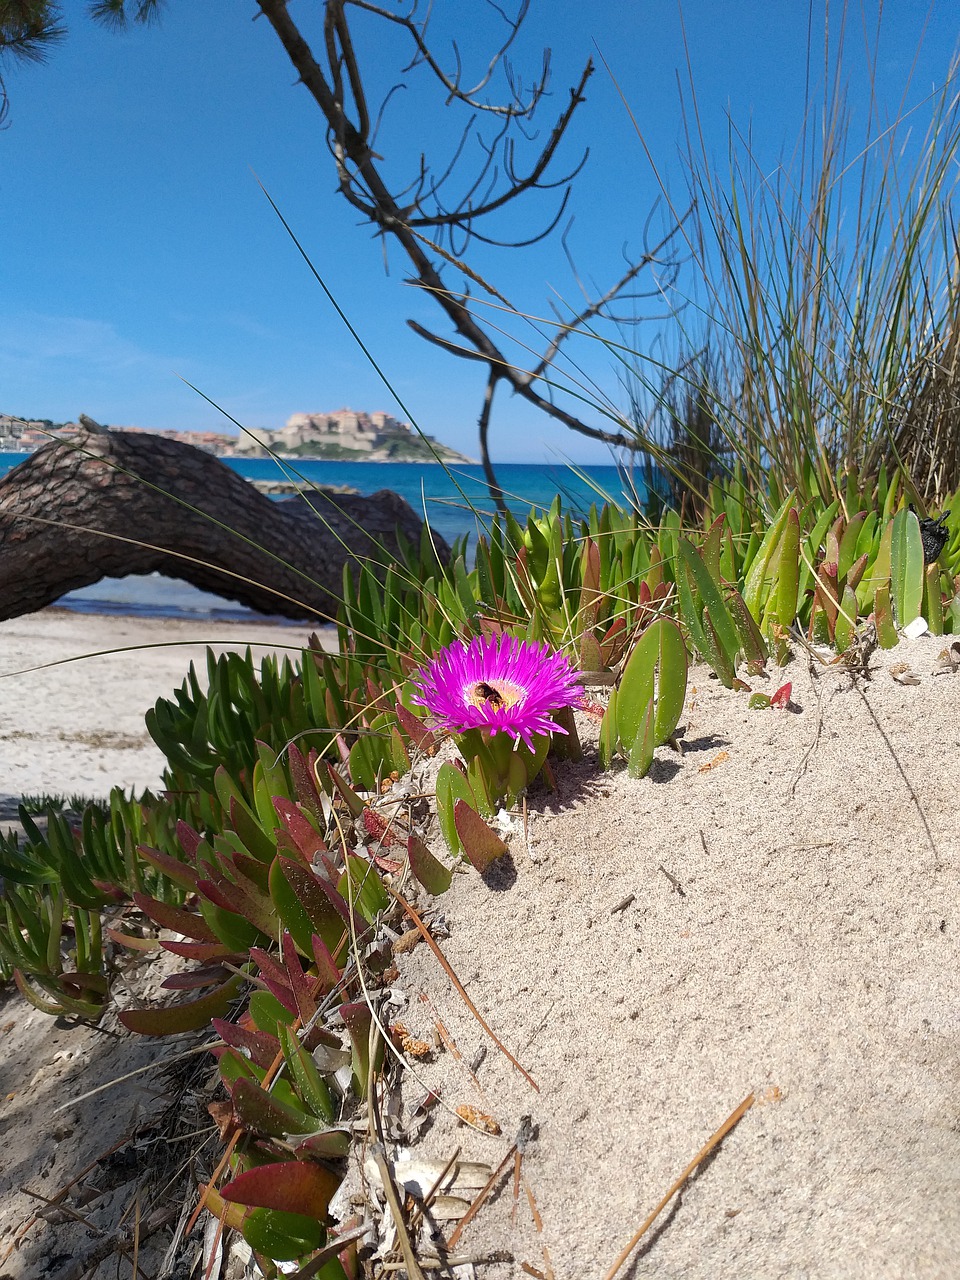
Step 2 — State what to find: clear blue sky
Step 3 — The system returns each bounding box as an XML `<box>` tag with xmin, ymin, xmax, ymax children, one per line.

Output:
<box><xmin>2</xmin><ymin>1</ymin><xmax>957</xmax><ymax>463</ymax></box>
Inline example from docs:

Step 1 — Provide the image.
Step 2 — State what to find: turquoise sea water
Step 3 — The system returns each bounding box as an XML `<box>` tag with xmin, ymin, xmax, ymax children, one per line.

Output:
<box><xmin>0</xmin><ymin>452</ymin><xmax>646</xmax><ymax>621</ymax></box>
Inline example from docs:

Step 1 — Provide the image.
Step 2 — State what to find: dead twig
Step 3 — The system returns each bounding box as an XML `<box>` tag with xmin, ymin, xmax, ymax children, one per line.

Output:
<box><xmin>445</xmin><ymin>1144</ymin><xmax>518</xmax><ymax>1251</ymax></box>
<box><xmin>658</xmin><ymin>865</ymin><xmax>686</xmax><ymax>897</ymax></box>
<box><xmin>602</xmin><ymin>1092</ymin><xmax>756</xmax><ymax>1280</ymax></box>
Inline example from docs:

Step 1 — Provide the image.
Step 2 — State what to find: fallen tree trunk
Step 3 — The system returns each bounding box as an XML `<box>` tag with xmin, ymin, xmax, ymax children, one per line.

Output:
<box><xmin>0</xmin><ymin>424</ymin><xmax>448</xmax><ymax>623</ymax></box>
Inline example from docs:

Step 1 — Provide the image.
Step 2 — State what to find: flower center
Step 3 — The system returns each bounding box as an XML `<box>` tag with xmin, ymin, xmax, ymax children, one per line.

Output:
<box><xmin>467</xmin><ymin>679</ymin><xmax>524</xmax><ymax>712</ymax></box>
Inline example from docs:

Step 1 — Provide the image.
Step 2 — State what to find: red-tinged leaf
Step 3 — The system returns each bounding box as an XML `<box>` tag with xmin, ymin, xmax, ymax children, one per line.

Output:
<box><xmin>268</xmin><ymin>857</ymin><xmax>348</xmax><ymax>962</ymax></box>
<box><xmin>220</xmin><ymin>1160</ymin><xmax>340</xmax><ymax>1218</ymax></box>
<box><xmin>371</xmin><ymin>853</ymin><xmax>404</xmax><ymax>874</ymax></box>
<box><xmin>161</xmin><ymin>939</ymin><xmax>243</xmax><ymax>962</ymax></box>
<box><xmin>249</xmin><ymin>946</ymin><xmax>290</xmax><ymax>989</ymax></box>
<box><xmin>771</xmin><ymin>681</ymin><xmax>793</xmax><ymax>709</ymax></box>
<box><xmin>211</xmin><ymin>1018</ymin><xmax>280</xmax><ymax>1071</ymax></box>
<box><xmin>600</xmin><ymin>616</ymin><xmax>627</xmax><ymax>667</ymax></box>
<box><xmin>394</xmin><ymin>702</ymin><xmax>437</xmax><ymax>753</ymax></box>
<box><xmin>230</xmin><ymin>1078</ymin><xmax>318</xmax><ymax>1138</ymax></box>
<box><xmin>281</xmin><ymin>931</ymin><xmax>318</xmax><ymax>1025</ymax></box>
<box><xmin>319</xmin><ymin>853</ymin><xmax>343</xmax><ymax>884</ymax></box>
<box><xmin>176</xmin><ymin>821</ymin><xmax>202</xmax><ymax>860</ymax></box>
<box><xmin>361</xmin><ymin>807</ymin><xmax>405</xmax><ymax>849</ymax></box>
<box><xmin>454</xmin><ymin>801</ymin><xmax>508</xmax><ymax>872</ymax></box>
<box><xmin>311</xmin><ymin>935</ymin><xmax>342</xmax><ymax>996</ymax></box>
<box><xmin>196</xmin><ymin>876</ymin><xmax>247</xmax><ymax>916</ymax></box>
<box><xmin>230</xmin><ymin>850</ymin><xmax>272</xmax><ymax>894</ymax></box>
<box><xmin>283</xmin><ymin>857</ymin><xmax>352</xmax><ymax>928</ymax></box>
<box><xmin>814</xmin><ymin>561</ymin><xmax>840</xmax><ymax>632</ymax></box>
<box><xmin>249</xmin><ymin>948</ymin><xmax>299</xmax><ymax>1016</ymax></box>
<box><xmin>161</xmin><ymin>965</ymin><xmax>230</xmax><ymax>991</ymax></box>
<box><xmin>275</xmin><ymin>829</ymin><xmax>307</xmax><ymax>862</ymax></box>
<box><xmin>59</xmin><ymin>971</ymin><xmax>109</xmax><ymax>995</ymax></box>
<box><xmin>105</xmin><ymin>927</ymin><xmax>160</xmax><ymax>953</ymax></box>
<box><xmin>326</xmin><ymin>765</ymin><xmax>365</xmax><ymax>818</ymax></box>
<box><xmin>133</xmin><ymin>893</ymin><xmax>218</xmax><ymax>942</ymax></box>
<box><xmin>119</xmin><ymin>974</ymin><xmax>244</xmax><ymax>1036</ymax></box>
<box><xmin>137</xmin><ymin>844</ymin><xmax>198</xmax><ymax>891</ymax></box>
<box><xmin>90</xmin><ymin>881</ymin><xmax>126</xmax><ymax>902</ymax></box>
<box><xmin>274</xmin><ymin>798</ymin><xmax>327</xmax><ymax>862</ymax></box>
<box><xmin>366</xmin><ymin>676</ymin><xmax>386</xmax><ymax>710</ymax></box>
<box><xmin>407</xmin><ymin>833</ymin><xmax>453</xmax><ymax>896</ymax></box>
<box><xmin>288</xmin><ymin>745</ymin><xmax>325</xmax><ymax>825</ymax></box>
<box><xmin>196</xmin><ymin>875</ymin><xmax>276</xmax><ymax>936</ymax></box>
<box><xmin>578</xmin><ymin>631</ymin><xmax>603</xmax><ymax>673</ymax></box>
<box><xmin>295</xmin><ymin>1129</ymin><xmax>352</xmax><ymax>1159</ymax></box>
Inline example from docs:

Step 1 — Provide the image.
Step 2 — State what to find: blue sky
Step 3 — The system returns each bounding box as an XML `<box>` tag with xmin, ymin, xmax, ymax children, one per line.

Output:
<box><xmin>2</xmin><ymin>1</ymin><xmax>958</xmax><ymax>463</ymax></box>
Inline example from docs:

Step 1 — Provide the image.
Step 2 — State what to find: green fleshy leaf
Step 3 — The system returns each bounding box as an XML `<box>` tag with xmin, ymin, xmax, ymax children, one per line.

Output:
<box><xmin>454</xmin><ymin>800</ymin><xmax>508</xmax><ymax>872</ymax></box>
<box><xmin>626</xmin><ymin>697</ymin><xmax>656</xmax><ymax>779</ymax></box>
<box><xmin>119</xmin><ymin>974</ymin><xmax>244</xmax><ymax>1036</ymax></box>
<box><xmin>891</xmin><ymin>508</ymin><xmax>924</xmax><ymax>627</ymax></box>
<box><xmin>249</xmin><ymin>989</ymin><xmax>297</xmax><ymax>1037</ymax></box>
<box><xmin>230</xmin><ymin>1077</ymin><xmax>319</xmax><ymax>1138</ymax></box>
<box><xmin>278</xmin><ymin>1024</ymin><xmax>335</xmax><ymax>1124</ymax></box>
<box><xmin>834</xmin><ymin>584</ymin><xmax>859</xmax><ymax>653</ymax></box>
<box><xmin>241</xmin><ymin>1208</ymin><xmax>325</xmax><ymax>1262</ymax></box>
<box><xmin>617</xmin><ymin>617</ymin><xmax>688</xmax><ymax>751</ymax></box>
<box><xmin>269</xmin><ymin>857</ymin><xmax>348</xmax><ymax>960</ymax></box>
<box><xmin>598</xmin><ymin>687</ymin><xmax>619</xmax><ymax>769</ymax></box>
<box><xmin>742</xmin><ymin>492</ymin><xmax>796</xmax><ymax>618</ymax></box>
<box><xmin>337</xmin><ymin>855</ymin><xmax>389</xmax><ymax>924</ymax></box>
<box><xmin>435</xmin><ymin>762</ymin><xmax>479</xmax><ymax>855</ymax></box>
<box><xmin>339</xmin><ymin>1000</ymin><xmax>385</xmax><ymax>1097</ymax></box>
<box><xmin>407</xmin><ymin>833</ymin><xmax>453</xmax><ymax>895</ymax></box>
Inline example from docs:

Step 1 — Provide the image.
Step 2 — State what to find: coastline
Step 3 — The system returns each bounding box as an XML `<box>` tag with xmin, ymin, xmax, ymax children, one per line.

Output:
<box><xmin>0</xmin><ymin>446</ymin><xmax>479</xmax><ymax>466</ymax></box>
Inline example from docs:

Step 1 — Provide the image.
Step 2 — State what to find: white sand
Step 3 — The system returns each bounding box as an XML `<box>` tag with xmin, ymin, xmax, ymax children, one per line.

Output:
<box><xmin>390</xmin><ymin>637</ymin><xmax>960</xmax><ymax>1278</ymax></box>
<box><xmin>0</xmin><ymin>609</ymin><xmax>328</xmax><ymax>806</ymax></box>
<box><xmin>1</xmin><ymin>612</ymin><xmax>959</xmax><ymax>1277</ymax></box>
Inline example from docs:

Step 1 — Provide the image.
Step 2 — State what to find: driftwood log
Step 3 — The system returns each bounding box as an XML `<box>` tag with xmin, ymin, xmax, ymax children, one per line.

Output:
<box><xmin>0</xmin><ymin>423</ymin><xmax>448</xmax><ymax>623</ymax></box>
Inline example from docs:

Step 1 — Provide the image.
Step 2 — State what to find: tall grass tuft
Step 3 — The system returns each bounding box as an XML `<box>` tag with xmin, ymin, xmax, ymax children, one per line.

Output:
<box><xmin>615</xmin><ymin>29</ymin><xmax>960</xmax><ymax>516</ymax></box>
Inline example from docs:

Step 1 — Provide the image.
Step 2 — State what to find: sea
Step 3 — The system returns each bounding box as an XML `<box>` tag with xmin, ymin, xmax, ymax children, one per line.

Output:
<box><xmin>0</xmin><ymin>452</ymin><xmax>648</xmax><ymax>622</ymax></box>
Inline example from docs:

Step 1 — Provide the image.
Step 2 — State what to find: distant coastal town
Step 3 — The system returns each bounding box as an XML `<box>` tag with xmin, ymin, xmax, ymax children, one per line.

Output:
<box><xmin>0</xmin><ymin>408</ymin><xmax>475</xmax><ymax>464</ymax></box>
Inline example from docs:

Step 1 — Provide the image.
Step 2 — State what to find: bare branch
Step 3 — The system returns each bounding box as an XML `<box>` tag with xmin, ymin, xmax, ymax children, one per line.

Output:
<box><xmin>477</xmin><ymin>370</ymin><xmax>507</xmax><ymax>514</ymax></box>
<box><xmin>524</xmin><ymin>210</ymin><xmax>694</xmax><ymax>385</ymax></box>
<box><xmin>255</xmin><ymin>0</ymin><xmax>678</xmax><ymax>496</ymax></box>
<box><xmin>331</xmin><ymin>2</ymin><xmax>371</xmax><ymax>142</ymax></box>
<box><xmin>349</xmin><ymin>0</ymin><xmax>546</xmax><ymax>114</ymax></box>
<box><xmin>403</xmin><ymin>62</ymin><xmax>594</xmax><ymax>230</ymax></box>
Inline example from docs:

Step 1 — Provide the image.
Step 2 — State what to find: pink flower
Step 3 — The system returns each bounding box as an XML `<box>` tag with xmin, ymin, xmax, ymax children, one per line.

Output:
<box><xmin>411</xmin><ymin>634</ymin><xmax>581</xmax><ymax>752</ymax></box>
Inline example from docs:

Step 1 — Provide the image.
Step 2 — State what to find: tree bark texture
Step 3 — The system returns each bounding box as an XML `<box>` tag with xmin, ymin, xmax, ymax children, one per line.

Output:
<box><xmin>0</xmin><ymin>429</ymin><xmax>447</xmax><ymax>623</ymax></box>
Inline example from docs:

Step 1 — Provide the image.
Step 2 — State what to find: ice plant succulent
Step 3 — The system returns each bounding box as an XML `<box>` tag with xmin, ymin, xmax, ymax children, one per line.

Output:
<box><xmin>412</xmin><ymin>634</ymin><xmax>582</xmax><ymax>814</ymax></box>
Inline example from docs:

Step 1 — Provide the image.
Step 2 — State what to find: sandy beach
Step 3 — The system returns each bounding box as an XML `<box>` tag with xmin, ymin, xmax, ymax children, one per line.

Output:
<box><xmin>0</xmin><ymin>609</ymin><xmax>329</xmax><ymax>812</ymax></box>
<box><xmin>1</xmin><ymin>609</ymin><xmax>958</xmax><ymax>1277</ymax></box>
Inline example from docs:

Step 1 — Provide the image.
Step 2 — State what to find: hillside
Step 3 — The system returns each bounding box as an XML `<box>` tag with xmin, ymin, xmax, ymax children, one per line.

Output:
<box><xmin>1</xmin><ymin>410</ymin><xmax>475</xmax><ymax>464</ymax></box>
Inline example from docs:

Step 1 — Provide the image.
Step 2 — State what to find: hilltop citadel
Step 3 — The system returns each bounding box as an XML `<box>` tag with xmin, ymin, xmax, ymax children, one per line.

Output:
<box><xmin>0</xmin><ymin>409</ymin><xmax>472</xmax><ymax>463</ymax></box>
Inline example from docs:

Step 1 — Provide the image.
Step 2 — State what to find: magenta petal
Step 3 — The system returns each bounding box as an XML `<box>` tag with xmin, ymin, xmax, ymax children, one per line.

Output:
<box><xmin>410</xmin><ymin>634</ymin><xmax>581</xmax><ymax>743</ymax></box>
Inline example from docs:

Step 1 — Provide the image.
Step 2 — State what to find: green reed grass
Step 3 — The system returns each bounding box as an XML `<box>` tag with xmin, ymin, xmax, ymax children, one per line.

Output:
<box><xmin>604</xmin><ymin>25</ymin><xmax>960</xmax><ymax>517</ymax></box>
